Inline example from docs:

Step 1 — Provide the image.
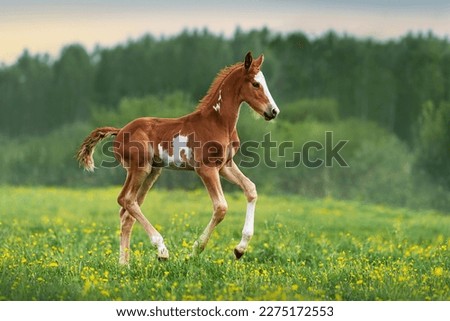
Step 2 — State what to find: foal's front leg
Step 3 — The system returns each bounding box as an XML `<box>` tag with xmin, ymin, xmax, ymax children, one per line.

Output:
<box><xmin>192</xmin><ymin>167</ymin><xmax>228</xmax><ymax>255</ymax></box>
<box><xmin>220</xmin><ymin>161</ymin><xmax>257</xmax><ymax>259</ymax></box>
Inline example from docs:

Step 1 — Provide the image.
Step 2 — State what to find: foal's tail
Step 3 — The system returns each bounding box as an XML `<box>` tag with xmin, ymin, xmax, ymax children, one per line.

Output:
<box><xmin>76</xmin><ymin>126</ymin><xmax>120</xmax><ymax>172</ymax></box>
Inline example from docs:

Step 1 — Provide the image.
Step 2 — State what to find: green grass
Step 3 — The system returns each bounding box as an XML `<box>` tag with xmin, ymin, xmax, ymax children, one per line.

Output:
<box><xmin>0</xmin><ymin>186</ymin><xmax>449</xmax><ymax>301</ymax></box>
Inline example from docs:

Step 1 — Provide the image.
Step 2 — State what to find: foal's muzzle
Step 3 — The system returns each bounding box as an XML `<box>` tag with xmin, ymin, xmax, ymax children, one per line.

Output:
<box><xmin>263</xmin><ymin>105</ymin><xmax>279</xmax><ymax>121</ymax></box>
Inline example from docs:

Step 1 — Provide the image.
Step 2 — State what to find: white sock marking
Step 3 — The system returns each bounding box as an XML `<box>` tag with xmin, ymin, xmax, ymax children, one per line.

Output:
<box><xmin>237</xmin><ymin>200</ymin><xmax>256</xmax><ymax>252</ymax></box>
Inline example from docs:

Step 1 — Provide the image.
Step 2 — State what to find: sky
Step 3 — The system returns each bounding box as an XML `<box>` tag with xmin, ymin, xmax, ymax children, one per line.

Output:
<box><xmin>1</xmin><ymin>0</ymin><xmax>449</xmax><ymax>65</ymax></box>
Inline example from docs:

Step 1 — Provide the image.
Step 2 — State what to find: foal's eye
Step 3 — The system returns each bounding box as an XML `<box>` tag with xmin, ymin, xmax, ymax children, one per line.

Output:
<box><xmin>252</xmin><ymin>82</ymin><xmax>260</xmax><ymax>88</ymax></box>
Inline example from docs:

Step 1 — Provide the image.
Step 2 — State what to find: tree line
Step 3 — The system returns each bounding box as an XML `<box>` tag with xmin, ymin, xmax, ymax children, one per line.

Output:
<box><xmin>1</xmin><ymin>28</ymin><xmax>449</xmax><ymax>142</ymax></box>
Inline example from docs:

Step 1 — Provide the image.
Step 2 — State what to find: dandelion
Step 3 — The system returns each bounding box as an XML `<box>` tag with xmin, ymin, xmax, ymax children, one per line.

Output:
<box><xmin>48</xmin><ymin>262</ymin><xmax>59</xmax><ymax>268</ymax></box>
<box><xmin>100</xmin><ymin>289</ymin><xmax>110</xmax><ymax>297</ymax></box>
<box><xmin>83</xmin><ymin>280</ymin><xmax>91</xmax><ymax>294</ymax></box>
<box><xmin>432</xmin><ymin>267</ymin><xmax>444</xmax><ymax>277</ymax></box>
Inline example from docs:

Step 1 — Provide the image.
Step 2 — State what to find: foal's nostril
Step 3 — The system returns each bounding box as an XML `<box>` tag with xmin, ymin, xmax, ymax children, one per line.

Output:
<box><xmin>264</xmin><ymin>106</ymin><xmax>279</xmax><ymax>120</ymax></box>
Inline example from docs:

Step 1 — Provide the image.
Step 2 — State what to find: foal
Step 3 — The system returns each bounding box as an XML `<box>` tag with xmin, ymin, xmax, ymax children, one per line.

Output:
<box><xmin>77</xmin><ymin>52</ymin><xmax>279</xmax><ymax>264</ymax></box>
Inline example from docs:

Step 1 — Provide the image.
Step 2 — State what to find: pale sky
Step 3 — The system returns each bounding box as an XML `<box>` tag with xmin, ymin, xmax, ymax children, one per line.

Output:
<box><xmin>1</xmin><ymin>0</ymin><xmax>449</xmax><ymax>65</ymax></box>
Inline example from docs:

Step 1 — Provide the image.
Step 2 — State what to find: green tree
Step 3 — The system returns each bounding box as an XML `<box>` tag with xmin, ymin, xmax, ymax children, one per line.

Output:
<box><xmin>415</xmin><ymin>101</ymin><xmax>450</xmax><ymax>189</ymax></box>
<box><xmin>393</xmin><ymin>33</ymin><xmax>447</xmax><ymax>142</ymax></box>
<box><xmin>0</xmin><ymin>50</ymin><xmax>53</xmax><ymax>136</ymax></box>
<box><xmin>51</xmin><ymin>44</ymin><xmax>94</xmax><ymax>126</ymax></box>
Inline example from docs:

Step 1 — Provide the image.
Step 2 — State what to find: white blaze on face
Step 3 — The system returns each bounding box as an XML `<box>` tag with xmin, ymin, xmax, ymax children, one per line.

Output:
<box><xmin>157</xmin><ymin>135</ymin><xmax>192</xmax><ymax>167</ymax></box>
<box><xmin>254</xmin><ymin>71</ymin><xmax>280</xmax><ymax>114</ymax></box>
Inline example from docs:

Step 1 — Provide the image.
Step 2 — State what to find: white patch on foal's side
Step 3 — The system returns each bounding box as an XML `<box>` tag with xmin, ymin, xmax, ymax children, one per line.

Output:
<box><xmin>157</xmin><ymin>134</ymin><xmax>192</xmax><ymax>168</ymax></box>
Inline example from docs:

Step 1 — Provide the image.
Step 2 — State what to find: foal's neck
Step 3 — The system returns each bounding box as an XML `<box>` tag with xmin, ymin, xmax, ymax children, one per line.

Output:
<box><xmin>199</xmin><ymin>72</ymin><xmax>243</xmax><ymax>135</ymax></box>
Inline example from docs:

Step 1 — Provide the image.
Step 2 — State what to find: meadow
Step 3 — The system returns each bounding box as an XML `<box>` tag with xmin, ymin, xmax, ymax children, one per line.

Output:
<box><xmin>0</xmin><ymin>186</ymin><xmax>449</xmax><ymax>301</ymax></box>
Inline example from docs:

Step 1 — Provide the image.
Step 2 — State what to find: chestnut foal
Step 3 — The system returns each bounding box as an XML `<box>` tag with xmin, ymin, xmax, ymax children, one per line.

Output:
<box><xmin>77</xmin><ymin>52</ymin><xmax>279</xmax><ymax>264</ymax></box>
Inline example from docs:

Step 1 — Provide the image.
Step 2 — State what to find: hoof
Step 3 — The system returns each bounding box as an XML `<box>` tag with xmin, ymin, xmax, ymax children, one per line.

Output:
<box><xmin>192</xmin><ymin>241</ymin><xmax>204</xmax><ymax>256</ymax></box>
<box><xmin>158</xmin><ymin>256</ymin><xmax>169</xmax><ymax>262</ymax></box>
<box><xmin>157</xmin><ymin>248</ymin><xmax>169</xmax><ymax>261</ymax></box>
<box><xmin>234</xmin><ymin>248</ymin><xmax>244</xmax><ymax>260</ymax></box>
<box><xmin>119</xmin><ymin>260</ymin><xmax>130</xmax><ymax>267</ymax></box>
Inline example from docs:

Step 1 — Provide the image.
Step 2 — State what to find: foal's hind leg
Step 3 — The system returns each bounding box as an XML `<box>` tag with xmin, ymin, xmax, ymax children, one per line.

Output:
<box><xmin>119</xmin><ymin>167</ymin><xmax>163</xmax><ymax>265</ymax></box>
<box><xmin>119</xmin><ymin>208</ymin><xmax>136</xmax><ymax>265</ymax></box>
<box><xmin>137</xmin><ymin>167</ymin><xmax>162</xmax><ymax>205</ymax></box>
<box><xmin>118</xmin><ymin>166</ymin><xmax>168</xmax><ymax>262</ymax></box>
<box><xmin>220</xmin><ymin>161</ymin><xmax>257</xmax><ymax>259</ymax></box>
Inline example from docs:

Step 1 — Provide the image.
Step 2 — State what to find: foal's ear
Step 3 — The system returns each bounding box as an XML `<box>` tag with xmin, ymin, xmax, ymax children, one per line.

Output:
<box><xmin>244</xmin><ymin>51</ymin><xmax>253</xmax><ymax>70</ymax></box>
<box><xmin>253</xmin><ymin>54</ymin><xmax>264</xmax><ymax>68</ymax></box>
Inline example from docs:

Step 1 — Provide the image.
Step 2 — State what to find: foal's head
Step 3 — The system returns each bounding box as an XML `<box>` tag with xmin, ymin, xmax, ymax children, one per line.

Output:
<box><xmin>240</xmin><ymin>52</ymin><xmax>280</xmax><ymax>121</ymax></box>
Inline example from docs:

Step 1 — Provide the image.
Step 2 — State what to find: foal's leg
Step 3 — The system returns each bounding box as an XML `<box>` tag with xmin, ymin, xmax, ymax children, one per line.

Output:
<box><xmin>220</xmin><ymin>161</ymin><xmax>257</xmax><ymax>259</ymax></box>
<box><xmin>119</xmin><ymin>208</ymin><xmax>135</xmax><ymax>265</ymax></box>
<box><xmin>119</xmin><ymin>167</ymin><xmax>163</xmax><ymax>264</ymax></box>
<box><xmin>118</xmin><ymin>166</ymin><xmax>168</xmax><ymax>262</ymax></box>
<box><xmin>137</xmin><ymin>167</ymin><xmax>162</xmax><ymax>205</ymax></box>
<box><xmin>192</xmin><ymin>167</ymin><xmax>228</xmax><ymax>255</ymax></box>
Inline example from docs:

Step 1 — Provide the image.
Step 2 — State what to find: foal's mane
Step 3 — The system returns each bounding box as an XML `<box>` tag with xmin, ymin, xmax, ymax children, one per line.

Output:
<box><xmin>196</xmin><ymin>62</ymin><xmax>243</xmax><ymax>111</ymax></box>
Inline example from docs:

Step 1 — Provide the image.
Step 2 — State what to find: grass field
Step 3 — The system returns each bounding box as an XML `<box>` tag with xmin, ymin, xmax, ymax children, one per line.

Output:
<box><xmin>0</xmin><ymin>186</ymin><xmax>449</xmax><ymax>301</ymax></box>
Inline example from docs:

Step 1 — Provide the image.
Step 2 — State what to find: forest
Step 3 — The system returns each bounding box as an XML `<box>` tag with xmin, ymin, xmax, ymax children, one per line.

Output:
<box><xmin>0</xmin><ymin>28</ymin><xmax>448</xmax><ymax>211</ymax></box>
